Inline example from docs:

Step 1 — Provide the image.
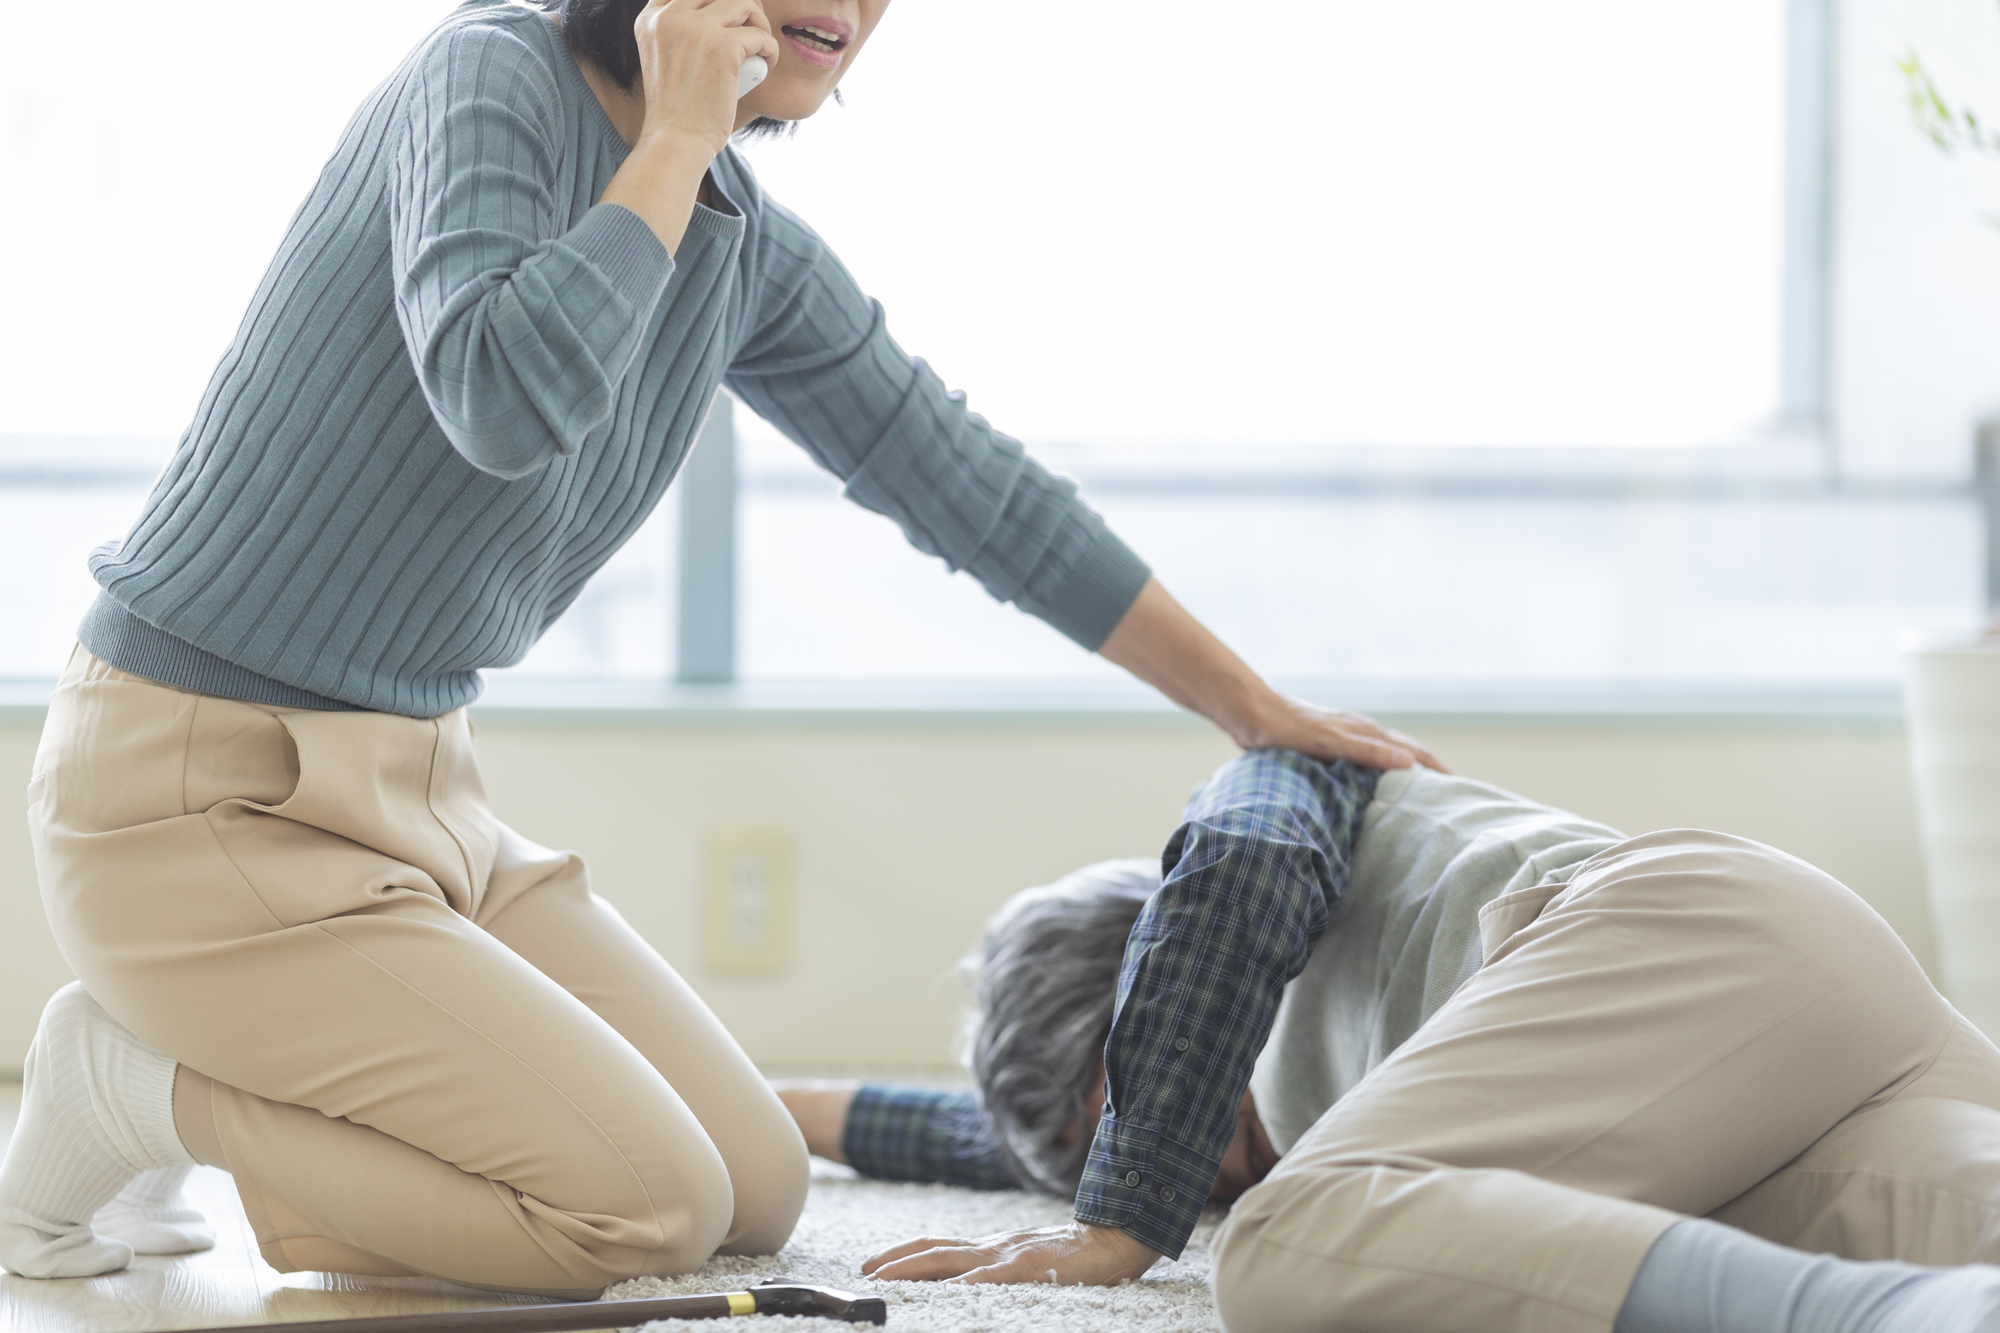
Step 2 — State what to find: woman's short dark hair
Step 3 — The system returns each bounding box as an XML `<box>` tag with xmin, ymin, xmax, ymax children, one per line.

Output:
<box><xmin>539</xmin><ymin>0</ymin><xmax>648</xmax><ymax>88</ymax></box>
<box><xmin>537</xmin><ymin>0</ymin><xmax>797</xmax><ymax>139</ymax></box>
<box><xmin>962</xmin><ymin>859</ymin><xmax>1160</xmax><ymax>1196</ymax></box>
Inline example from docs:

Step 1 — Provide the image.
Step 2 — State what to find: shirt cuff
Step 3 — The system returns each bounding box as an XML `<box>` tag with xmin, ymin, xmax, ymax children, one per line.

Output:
<box><xmin>563</xmin><ymin>203</ymin><xmax>672</xmax><ymax>302</ymax></box>
<box><xmin>1073</xmin><ymin>1114</ymin><xmax>1216</xmax><ymax>1260</ymax></box>
<box><xmin>841</xmin><ymin>1084</ymin><xmax>1016</xmax><ymax>1190</ymax></box>
<box><xmin>1017</xmin><ymin>518</ymin><xmax>1153</xmax><ymax>652</ymax></box>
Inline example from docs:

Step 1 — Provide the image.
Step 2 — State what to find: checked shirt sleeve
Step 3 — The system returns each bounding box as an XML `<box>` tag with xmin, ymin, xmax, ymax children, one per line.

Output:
<box><xmin>841</xmin><ymin>1085</ymin><xmax>1019</xmax><ymax>1190</ymax></box>
<box><xmin>1075</xmin><ymin>751</ymin><xmax>1378</xmax><ymax>1259</ymax></box>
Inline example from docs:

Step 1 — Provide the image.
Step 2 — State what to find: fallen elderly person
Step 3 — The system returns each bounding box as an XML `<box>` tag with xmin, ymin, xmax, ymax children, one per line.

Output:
<box><xmin>778</xmin><ymin>752</ymin><xmax>2000</xmax><ymax>1333</ymax></box>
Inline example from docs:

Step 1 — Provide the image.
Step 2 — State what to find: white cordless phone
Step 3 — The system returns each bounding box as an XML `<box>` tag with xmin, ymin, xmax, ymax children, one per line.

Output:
<box><xmin>737</xmin><ymin>54</ymin><xmax>769</xmax><ymax>98</ymax></box>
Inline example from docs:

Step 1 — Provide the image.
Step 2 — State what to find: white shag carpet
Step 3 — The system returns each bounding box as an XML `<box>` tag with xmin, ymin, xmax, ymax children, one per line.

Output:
<box><xmin>606</xmin><ymin>1163</ymin><xmax>1225</xmax><ymax>1332</ymax></box>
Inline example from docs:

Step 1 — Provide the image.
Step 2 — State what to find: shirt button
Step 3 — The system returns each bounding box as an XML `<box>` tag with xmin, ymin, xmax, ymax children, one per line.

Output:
<box><xmin>1125</xmin><ymin>1170</ymin><xmax>1141</xmax><ymax>1187</ymax></box>
<box><xmin>1160</xmin><ymin>1186</ymin><xmax>1177</xmax><ymax>1203</ymax></box>
<box><xmin>1173</xmin><ymin>1036</ymin><xmax>1191</xmax><ymax>1053</ymax></box>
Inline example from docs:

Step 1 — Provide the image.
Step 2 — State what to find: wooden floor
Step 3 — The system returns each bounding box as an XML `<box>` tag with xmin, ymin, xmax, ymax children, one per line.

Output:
<box><xmin>0</xmin><ymin>1081</ymin><xmax>598</xmax><ymax>1332</ymax></box>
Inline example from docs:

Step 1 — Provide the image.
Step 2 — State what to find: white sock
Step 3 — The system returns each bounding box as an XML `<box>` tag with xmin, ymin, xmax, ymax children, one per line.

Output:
<box><xmin>0</xmin><ymin>984</ymin><xmax>195</xmax><ymax>1278</ymax></box>
<box><xmin>93</xmin><ymin>1166</ymin><xmax>214</xmax><ymax>1256</ymax></box>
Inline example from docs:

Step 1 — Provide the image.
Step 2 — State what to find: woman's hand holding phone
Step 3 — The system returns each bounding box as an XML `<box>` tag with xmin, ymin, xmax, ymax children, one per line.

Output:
<box><xmin>632</xmin><ymin>0</ymin><xmax>782</xmax><ymax>158</ymax></box>
<box><xmin>597</xmin><ymin>0</ymin><xmax>780</xmax><ymax>254</ymax></box>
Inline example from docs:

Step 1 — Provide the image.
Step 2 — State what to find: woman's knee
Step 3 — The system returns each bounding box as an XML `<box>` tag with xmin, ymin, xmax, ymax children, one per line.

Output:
<box><xmin>714</xmin><ymin>1120</ymin><xmax>811</xmax><ymax>1256</ymax></box>
<box><xmin>612</xmin><ymin>1119</ymin><xmax>807</xmax><ymax>1276</ymax></box>
<box><xmin>606</xmin><ymin>1146</ymin><xmax>739</xmax><ymax>1281</ymax></box>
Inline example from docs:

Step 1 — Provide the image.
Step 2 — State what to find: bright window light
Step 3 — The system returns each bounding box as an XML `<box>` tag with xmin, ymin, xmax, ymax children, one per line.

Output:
<box><xmin>741</xmin><ymin>0</ymin><xmax>1788</xmax><ymax>449</ymax></box>
<box><xmin>0</xmin><ymin>1</ymin><xmax>459</xmax><ymax>438</ymax></box>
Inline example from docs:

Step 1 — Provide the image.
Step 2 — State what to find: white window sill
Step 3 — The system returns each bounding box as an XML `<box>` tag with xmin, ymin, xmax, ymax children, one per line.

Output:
<box><xmin>0</xmin><ymin>678</ymin><xmax>1904</xmax><ymax>728</ymax></box>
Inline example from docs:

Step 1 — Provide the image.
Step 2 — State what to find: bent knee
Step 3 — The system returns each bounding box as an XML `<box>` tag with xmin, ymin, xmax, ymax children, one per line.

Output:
<box><xmin>1212</xmin><ymin>1189</ymin><xmax>1283</xmax><ymax>1332</ymax></box>
<box><xmin>1214</xmin><ymin>1161</ymin><xmax>1576</xmax><ymax>1333</ymax></box>
<box><xmin>715</xmin><ymin>1124</ymin><xmax>811</xmax><ymax>1256</ymax></box>
<box><xmin>1212</xmin><ymin>1171</ymin><xmax>1377</xmax><ymax>1333</ymax></box>
<box><xmin>1722</xmin><ymin>1094</ymin><xmax>2000</xmax><ymax>1266</ymax></box>
<box><xmin>587</xmin><ymin>1148</ymin><xmax>738</xmax><ymax>1283</ymax></box>
<box><xmin>610</xmin><ymin>1123</ymin><xmax>808</xmax><ymax>1276</ymax></box>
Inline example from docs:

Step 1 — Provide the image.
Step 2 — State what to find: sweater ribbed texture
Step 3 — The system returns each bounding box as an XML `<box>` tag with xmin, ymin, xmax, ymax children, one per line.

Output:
<box><xmin>83</xmin><ymin>0</ymin><xmax>1150</xmax><ymax>717</ymax></box>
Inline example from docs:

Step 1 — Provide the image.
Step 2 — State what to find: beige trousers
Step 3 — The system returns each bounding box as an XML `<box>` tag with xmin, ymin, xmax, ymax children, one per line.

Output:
<box><xmin>27</xmin><ymin>650</ymin><xmax>808</xmax><ymax>1297</ymax></box>
<box><xmin>1213</xmin><ymin>829</ymin><xmax>2000</xmax><ymax>1333</ymax></box>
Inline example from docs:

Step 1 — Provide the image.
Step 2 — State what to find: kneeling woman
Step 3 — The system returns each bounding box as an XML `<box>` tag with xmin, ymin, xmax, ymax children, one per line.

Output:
<box><xmin>0</xmin><ymin>0</ymin><xmax>1432</xmax><ymax>1299</ymax></box>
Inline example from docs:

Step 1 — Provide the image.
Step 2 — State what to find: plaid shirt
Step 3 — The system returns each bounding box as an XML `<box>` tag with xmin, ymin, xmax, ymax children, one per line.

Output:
<box><xmin>842</xmin><ymin>751</ymin><xmax>1377</xmax><ymax>1259</ymax></box>
<box><xmin>841</xmin><ymin>1084</ymin><xmax>1015</xmax><ymax>1190</ymax></box>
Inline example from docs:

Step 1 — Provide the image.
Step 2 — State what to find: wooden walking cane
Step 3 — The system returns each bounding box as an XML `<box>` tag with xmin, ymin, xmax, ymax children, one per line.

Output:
<box><xmin>172</xmin><ymin>1281</ymin><xmax>888</xmax><ymax>1333</ymax></box>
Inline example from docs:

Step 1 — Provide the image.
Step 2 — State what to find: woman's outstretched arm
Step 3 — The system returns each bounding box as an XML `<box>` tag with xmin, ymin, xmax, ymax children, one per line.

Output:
<box><xmin>1099</xmin><ymin>579</ymin><xmax>1447</xmax><ymax>772</ymax></box>
<box><xmin>720</xmin><ymin>178</ymin><xmax>1444</xmax><ymax>771</ymax></box>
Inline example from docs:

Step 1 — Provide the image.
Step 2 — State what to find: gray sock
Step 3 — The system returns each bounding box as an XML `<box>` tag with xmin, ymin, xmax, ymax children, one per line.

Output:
<box><xmin>1616</xmin><ymin>1219</ymin><xmax>2000</xmax><ymax>1333</ymax></box>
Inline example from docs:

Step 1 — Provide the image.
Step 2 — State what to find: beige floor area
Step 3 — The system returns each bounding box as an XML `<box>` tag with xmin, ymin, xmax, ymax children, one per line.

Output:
<box><xmin>0</xmin><ymin>1079</ymin><xmax>590</xmax><ymax>1331</ymax></box>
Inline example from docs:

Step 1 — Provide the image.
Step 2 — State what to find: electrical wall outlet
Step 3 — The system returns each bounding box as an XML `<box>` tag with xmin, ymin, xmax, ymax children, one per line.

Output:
<box><xmin>702</xmin><ymin>825</ymin><xmax>793</xmax><ymax>976</ymax></box>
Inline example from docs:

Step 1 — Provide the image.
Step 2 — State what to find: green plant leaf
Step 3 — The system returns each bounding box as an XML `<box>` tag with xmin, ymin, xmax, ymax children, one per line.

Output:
<box><xmin>1902</xmin><ymin>49</ymin><xmax>2000</xmax><ymax>160</ymax></box>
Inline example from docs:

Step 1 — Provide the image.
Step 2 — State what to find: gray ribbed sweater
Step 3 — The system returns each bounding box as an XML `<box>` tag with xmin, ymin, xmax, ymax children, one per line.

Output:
<box><xmin>81</xmin><ymin>0</ymin><xmax>1149</xmax><ymax>717</ymax></box>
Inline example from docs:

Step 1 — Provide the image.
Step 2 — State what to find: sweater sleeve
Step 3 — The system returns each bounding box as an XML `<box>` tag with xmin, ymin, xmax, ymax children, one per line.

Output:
<box><xmin>388</xmin><ymin>23</ymin><xmax>673</xmax><ymax>480</ymax></box>
<box><xmin>722</xmin><ymin>181</ymin><xmax>1151</xmax><ymax>651</ymax></box>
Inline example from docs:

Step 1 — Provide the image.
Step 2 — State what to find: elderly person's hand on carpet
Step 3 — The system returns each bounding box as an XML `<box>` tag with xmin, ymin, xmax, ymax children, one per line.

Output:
<box><xmin>770</xmin><ymin>1076</ymin><xmax>1171</xmax><ymax>1285</ymax></box>
<box><xmin>862</xmin><ymin>1219</ymin><xmax>1161</xmax><ymax>1286</ymax></box>
<box><xmin>837</xmin><ymin>1063</ymin><xmax>1279</xmax><ymax>1287</ymax></box>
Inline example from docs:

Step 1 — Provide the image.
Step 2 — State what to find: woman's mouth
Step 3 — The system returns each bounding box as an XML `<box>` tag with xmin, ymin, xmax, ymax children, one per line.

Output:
<box><xmin>780</xmin><ymin>21</ymin><xmax>850</xmax><ymax>69</ymax></box>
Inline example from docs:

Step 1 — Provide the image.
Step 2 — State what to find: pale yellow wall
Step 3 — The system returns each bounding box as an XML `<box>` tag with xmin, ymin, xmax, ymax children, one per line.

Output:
<box><xmin>1</xmin><ymin>721</ymin><xmax>60</xmax><ymax>1077</ymax></box>
<box><xmin>0</xmin><ymin>710</ymin><xmax>1935</xmax><ymax>1076</ymax></box>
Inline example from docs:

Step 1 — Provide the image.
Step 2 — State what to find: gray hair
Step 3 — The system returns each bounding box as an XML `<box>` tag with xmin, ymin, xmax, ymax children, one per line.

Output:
<box><xmin>961</xmin><ymin>858</ymin><xmax>1161</xmax><ymax>1196</ymax></box>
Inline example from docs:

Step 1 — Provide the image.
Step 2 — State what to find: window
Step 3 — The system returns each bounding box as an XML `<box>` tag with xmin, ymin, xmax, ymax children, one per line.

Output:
<box><xmin>731</xmin><ymin>406</ymin><xmax>1982</xmax><ymax>688</ymax></box>
<box><xmin>723</xmin><ymin>0</ymin><xmax>1984</xmax><ymax>689</ymax></box>
<box><xmin>742</xmin><ymin>1</ymin><xmax>1792</xmax><ymax>452</ymax></box>
<box><xmin>2</xmin><ymin>1</ymin><xmax>455</xmax><ymax>678</ymax></box>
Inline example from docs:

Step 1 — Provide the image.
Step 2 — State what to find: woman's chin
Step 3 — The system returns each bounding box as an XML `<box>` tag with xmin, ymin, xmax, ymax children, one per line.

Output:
<box><xmin>742</xmin><ymin>83</ymin><xmax>838</xmax><ymax>127</ymax></box>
